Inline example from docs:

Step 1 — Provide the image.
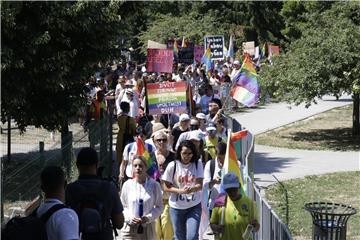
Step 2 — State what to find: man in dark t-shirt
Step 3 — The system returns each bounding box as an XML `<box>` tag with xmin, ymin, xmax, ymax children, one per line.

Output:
<box><xmin>171</xmin><ymin>114</ymin><xmax>190</xmax><ymax>151</ymax></box>
<box><xmin>66</xmin><ymin>147</ymin><xmax>124</xmax><ymax>240</ymax></box>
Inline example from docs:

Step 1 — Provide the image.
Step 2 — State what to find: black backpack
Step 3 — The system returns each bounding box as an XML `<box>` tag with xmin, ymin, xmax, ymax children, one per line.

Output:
<box><xmin>68</xmin><ymin>181</ymin><xmax>110</xmax><ymax>239</ymax></box>
<box><xmin>2</xmin><ymin>204</ymin><xmax>66</xmax><ymax>240</ymax></box>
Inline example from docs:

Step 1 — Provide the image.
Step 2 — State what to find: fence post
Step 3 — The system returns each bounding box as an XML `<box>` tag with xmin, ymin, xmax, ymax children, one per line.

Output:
<box><xmin>7</xmin><ymin>115</ymin><xmax>11</xmax><ymax>162</ymax></box>
<box><xmin>61</xmin><ymin>131</ymin><xmax>73</xmax><ymax>179</ymax></box>
<box><xmin>39</xmin><ymin>141</ymin><xmax>45</xmax><ymax>166</ymax></box>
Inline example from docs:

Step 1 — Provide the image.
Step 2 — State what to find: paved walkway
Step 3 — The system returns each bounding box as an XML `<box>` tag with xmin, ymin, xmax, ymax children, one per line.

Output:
<box><xmin>231</xmin><ymin>95</ymin><xmax>359</xmax><ymax>188</ymax></box>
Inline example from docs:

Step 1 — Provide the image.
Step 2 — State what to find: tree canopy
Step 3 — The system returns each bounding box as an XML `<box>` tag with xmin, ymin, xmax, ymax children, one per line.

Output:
<box><xmin>1</xmin><ymin>1</ymin><xmax>123</xmax><ymax>131</ymax></box>
<box><xmin>259</xmin><ymin>2</ymin><xmax>360</xmax><ymax>133</ymax></box>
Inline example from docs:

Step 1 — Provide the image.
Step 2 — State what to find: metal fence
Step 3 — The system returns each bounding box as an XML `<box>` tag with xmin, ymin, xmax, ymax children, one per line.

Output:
<box><xmin>242</xmin><ymin>129</ymin><xmax>292</xmax><ymax>240</ymax></box>
<box><xmin>1</xmin><ymin>102</ymin><xmax>115</xmax><ymax>224</ymax></box>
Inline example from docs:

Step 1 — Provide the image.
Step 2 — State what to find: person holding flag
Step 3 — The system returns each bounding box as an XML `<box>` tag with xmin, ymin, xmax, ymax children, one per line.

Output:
<box><xmin>209</xmin><ymin>129</ymin><xmax>259</xmax><ymax>239</ymax></box>
<box><xmin>210</xmin><ymin>173</ymin><xmax>259</xmax><ymax>239</ymax></box>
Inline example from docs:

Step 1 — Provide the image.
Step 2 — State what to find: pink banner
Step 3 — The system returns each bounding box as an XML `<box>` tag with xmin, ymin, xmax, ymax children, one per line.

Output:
<box><xmin>146</xmin><ymin>49</ymin><xmax>173</xmax><ymax>73</ymax></box>
<box><xmin>194</xmin><ymin>45</ymin><xmax>204</xmax><ymax>63</ymax></box>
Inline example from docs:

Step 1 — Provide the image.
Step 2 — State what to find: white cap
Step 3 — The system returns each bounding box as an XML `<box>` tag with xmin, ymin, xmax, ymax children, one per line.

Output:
<box><xmin>233</xmin><ymin>60</ymin><xmax>240</xmax><ymax>65</ymax></box>
<box><xmin>206</xmin><ymin>122</ymin><xmax>216</xmax><ymax>132</ymax></box>
<box><xmin>179</xmin><ymin>114</ymin><xmax>190</xmax><ymax>122</ymax></box>
<box><xmin>196</xmin><ymin>113</ymin><xmax>206</xmax><ymax>120</ymax></box>
<box><xmin>189</xmin><ymin>131</ymin><xmax>201</xmax><ymax>141</ymax></box>
<box><xmin>223</xmin><ymin>173</ymin><xmax>240</xmax><ymax>190</ymax></box>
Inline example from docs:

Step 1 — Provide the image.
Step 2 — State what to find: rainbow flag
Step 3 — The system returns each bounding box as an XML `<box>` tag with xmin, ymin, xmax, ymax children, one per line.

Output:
<box><xmin>136</xmin><ymin>136</ymin><xmax>160</xmax><ymax>180</ymax></box>
<box><xmin>222</xmin><ymin>130</ymin><xmax>248</xmax><ymax>192</ymax></box>
<box><xmin>214</xmin><ymin>129</ymin><xmax>248</xmax><ymax>207</ymax></box>
<box><xmin>231</xmin><ymin>55</ymin><xmax>260</xmax><ymax>107</ymax></box>
<box><xmin>201</xmin><ymin>45</ymin><xmax>213</xmax><ymax>77</ymax></box>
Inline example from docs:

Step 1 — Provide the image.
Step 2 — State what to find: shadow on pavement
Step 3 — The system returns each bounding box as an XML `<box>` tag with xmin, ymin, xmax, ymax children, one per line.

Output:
<box><xmin>283</xmin><ymin>128</ymin><xmax>360</xmax><ymax>151</ymax></box>
<box><xmin>253</xmin><ymin>152</ymin><xmax>297</xmax><ymax>175</ymax></box>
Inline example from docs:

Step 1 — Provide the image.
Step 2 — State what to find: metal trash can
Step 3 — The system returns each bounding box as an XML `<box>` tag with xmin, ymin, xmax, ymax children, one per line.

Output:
<box><xmin>305</xmin><ymin>202</ymin><xmax>357</xmax><ymax>240</ymax></box>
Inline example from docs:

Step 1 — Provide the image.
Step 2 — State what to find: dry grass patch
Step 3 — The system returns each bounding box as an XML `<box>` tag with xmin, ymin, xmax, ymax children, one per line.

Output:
<box><xmin>255</xmin><ymin>104</ymin><xmax>360</xmax><ymax>151</ymax></box>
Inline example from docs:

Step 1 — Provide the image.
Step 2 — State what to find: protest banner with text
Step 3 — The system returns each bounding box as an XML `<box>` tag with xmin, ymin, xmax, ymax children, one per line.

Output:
<box><xmin>147</xmin><ymin>81</ymin><xmax>187</xmax><ymax>115</ymax></box>
<box><xmin>146</xmin><ymin>49</ymin><xmax>173</xmax><ymax>73</ymax></box>
<box><xmin>204</xmin><ymin>35</ymin><xmax>224</xmax><ymax>60</ymax></box>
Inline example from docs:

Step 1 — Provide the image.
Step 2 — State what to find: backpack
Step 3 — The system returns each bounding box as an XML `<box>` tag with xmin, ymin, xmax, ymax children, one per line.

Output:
<box><xmin>2</xmin><ymin>204</ymin><xmax>66</xmax><ymax>240</ymax></box>
<box><xmin>68</xmin><ymin>181</ymin><xmax>110</xmax><ymax>239</ymax></box>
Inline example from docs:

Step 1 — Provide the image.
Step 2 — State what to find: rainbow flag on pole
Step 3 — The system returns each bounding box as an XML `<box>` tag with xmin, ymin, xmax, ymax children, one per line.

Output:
<box><xmin>230</xmin><ymin>54</ymin><xmax>260</xmax><ymax>107</ymax></box>
<box><xmin>136</xmin><ymin>136</ymin><xmax>160</xmax><ymax>180</ymax></box>
<box><xmin>201</xmin><ymin>45</ymin><xmax>213</xmax><ymax>76</ymax></box>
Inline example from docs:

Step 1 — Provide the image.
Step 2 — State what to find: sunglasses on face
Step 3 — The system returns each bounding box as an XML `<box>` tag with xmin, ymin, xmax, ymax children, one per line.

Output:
<box><xmin>156</xmin><ymin>139</ymin><xmax>167</xmax><ymax>142</ymax></box>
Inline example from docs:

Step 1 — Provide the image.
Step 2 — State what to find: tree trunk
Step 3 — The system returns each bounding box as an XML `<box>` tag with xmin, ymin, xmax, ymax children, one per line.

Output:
<box><xmin>353</xmin><ymin>93</ymin><xmax>360</xmax><ymax>135</ymax></box>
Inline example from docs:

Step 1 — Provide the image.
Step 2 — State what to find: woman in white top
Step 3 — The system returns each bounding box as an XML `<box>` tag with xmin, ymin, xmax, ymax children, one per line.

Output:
<box><xmin>162</xmin><ymin>140</ymin><xmax>204</xmax><ymax>240</ymax></box>
<box><xmin>120</xmin><ymin>156</ymin><xmax>164</xmax><ymax>240</ymax></box>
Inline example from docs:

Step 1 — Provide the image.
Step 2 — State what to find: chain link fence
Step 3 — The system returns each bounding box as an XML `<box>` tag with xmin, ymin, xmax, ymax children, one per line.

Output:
<box><xmin>1</xmin><ymin>102</ymin><xmax>115</xmax><ymax>224</ymax></box>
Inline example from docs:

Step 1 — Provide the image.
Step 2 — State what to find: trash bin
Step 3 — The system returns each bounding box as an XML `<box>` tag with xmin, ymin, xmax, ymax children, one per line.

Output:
<box><xmin>305</xmin><ymin>202</ymin><xmax>357</xmax><ymax>240</ymax></box>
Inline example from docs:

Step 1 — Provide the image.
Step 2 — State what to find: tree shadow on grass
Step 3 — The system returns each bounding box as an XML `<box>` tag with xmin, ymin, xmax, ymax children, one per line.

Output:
<box><xmin>284</xmin><ymin>127</ymin><xmax>360</xmax><ymax>151</ymax></box>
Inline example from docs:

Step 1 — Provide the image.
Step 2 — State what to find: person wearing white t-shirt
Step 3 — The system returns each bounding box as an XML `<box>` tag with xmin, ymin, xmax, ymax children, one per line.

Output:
<box><xmin>203</xmin><ymin>142</ymin><xmax>226</xmax><ymax>212</ymax></box>
<box><xmin>36</xmin><ymin>166</ymin><xmax>79</xmax><ymax>240</ymax></box>
<box><xmin>162</xmin><ymin>140</ymin><xmax>203</xmax><ymax>240</ymax></box>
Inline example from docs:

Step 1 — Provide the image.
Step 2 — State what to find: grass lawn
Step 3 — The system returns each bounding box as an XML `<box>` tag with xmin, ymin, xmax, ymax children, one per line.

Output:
<box><xmin>255</xmin><ymin>104</ymin><xmax>360</xmax><ymax>151</ymax></box>
<box><xmin>266</xmin><ymin>171</ymin><xmax>360</xmax><ymax>240</ymax></box>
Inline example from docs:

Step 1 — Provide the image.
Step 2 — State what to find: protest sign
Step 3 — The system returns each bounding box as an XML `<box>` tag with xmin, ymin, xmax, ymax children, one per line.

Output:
<box><xmin>268</xmin><ymin>44</ymin><xmax>280</xmax><ymax>56</ymax></box>
<box><xmin>194</xmin><ymin>45</ymin><xmax>204</xmax><ymax>63</ymax></box>
<box><xmin>204</xmin><ymin>35</ymin><xmax>224</xmax><ymax>60</ymax></box>
<box><xmin>147</xmin><ymin>81</ymin><xmax>187</xmax><ymax>115</ymax></box>
<box><xmin>146</xmin><ymin>49</ymin><xmax>173</xmax><ymax>73</ymax></box>
<box><xmin>147</xmin><ymin>40</ymin><xmax>167</xmax><ymax>49</ymax></box>
<box><xmin>179</xmin><ymin>42</ymin><xmax>194</xmax><ymax>65</ymax></box>
<box><xmin>242</xmin><ymin>41</ymin><xmax>255</xmax><ymax>56</ymax></box>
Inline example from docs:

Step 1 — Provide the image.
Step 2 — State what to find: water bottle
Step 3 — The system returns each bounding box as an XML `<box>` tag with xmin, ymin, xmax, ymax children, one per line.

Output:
<box><xmin>136</xmin><ymin>199</ymin><xmax>144</xmax><ymax>234</ymax></box>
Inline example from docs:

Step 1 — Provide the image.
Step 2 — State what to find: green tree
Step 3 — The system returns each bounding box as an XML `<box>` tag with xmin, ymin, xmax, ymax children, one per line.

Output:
<box><xmin>260</xmin><ymin>2</ymin><xmax>360</xmax><ymax>135</ymax></box>
<box><xmin>1</xmin><ymin>1</ymin><xmax>123</xmax><ymax>132</ymax></box>
<box><xmin>137</xmin><ymin>12</ymin><xmax>228</xmax><ymax>53</ymax></box>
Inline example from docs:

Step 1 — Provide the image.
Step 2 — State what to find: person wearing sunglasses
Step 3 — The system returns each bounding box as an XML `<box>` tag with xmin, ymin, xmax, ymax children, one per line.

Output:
<box><xmin>153</xmin><ymin>131</ymin><xmax>175</xmax><ymax>240</ymax></box>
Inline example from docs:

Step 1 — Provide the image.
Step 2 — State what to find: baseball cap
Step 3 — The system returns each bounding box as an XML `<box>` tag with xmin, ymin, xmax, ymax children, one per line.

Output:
<box><xmin>206</xmin><ymin>122</ymin><xmax>216</xmax><ymax>132</ymax></box>
<box><xmin>223</xmin><ymin>173</ymin><xmax>240</xmax><ymax>190</ymax></box>
<box><xmin>233</xmin><ymin>60</ymin><xmax>240</xmax><ymax>65</ymax></box>
<box><xmin>196</xmin><ymin>113</ymin><xmax>206</xmax><ymax>120</ymax></box>
<box><xmin>179</xmin><ymin>114</ymin><xmax>190</xmax><ymax>122</ymax></box>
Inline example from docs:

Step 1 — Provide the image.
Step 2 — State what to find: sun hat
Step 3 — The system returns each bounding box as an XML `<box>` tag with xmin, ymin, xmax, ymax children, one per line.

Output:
<box><xmin>179</xmin><ymin>114</ymin><xmax>190</xmax><ymax>122</ymax></box>
<box><xmin>223</xmin><ymin>173</ymin><xmax>240</xmax><ymax>190</ymax></box>
<box><xmin>151</xmin><ymin>122</ymin><xmax>166</xmax><ymax>135</ymax></box>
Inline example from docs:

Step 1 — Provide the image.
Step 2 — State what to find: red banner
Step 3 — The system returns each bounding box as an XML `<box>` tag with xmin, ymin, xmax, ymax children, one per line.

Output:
<box><xmin>146</xmin><ymin>49</ymin><xmax>173</xmax><ymax>73</ymax></box>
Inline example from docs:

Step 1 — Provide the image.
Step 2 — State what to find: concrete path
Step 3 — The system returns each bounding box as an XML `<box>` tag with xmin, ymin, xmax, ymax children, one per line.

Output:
<box><xmin>254</xmin><ymin>145</ymin><xmax>359</xmax><ymax>188</ymax></box>
<box><xmin>230</xmin><ymin>94</ymin><xmax>359</xmax><ymax>188</ymax></box>
<box><xmin>231</xmin><ymin>95</ymin><xmax>353</xmax><ymax>135</ymax></box>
